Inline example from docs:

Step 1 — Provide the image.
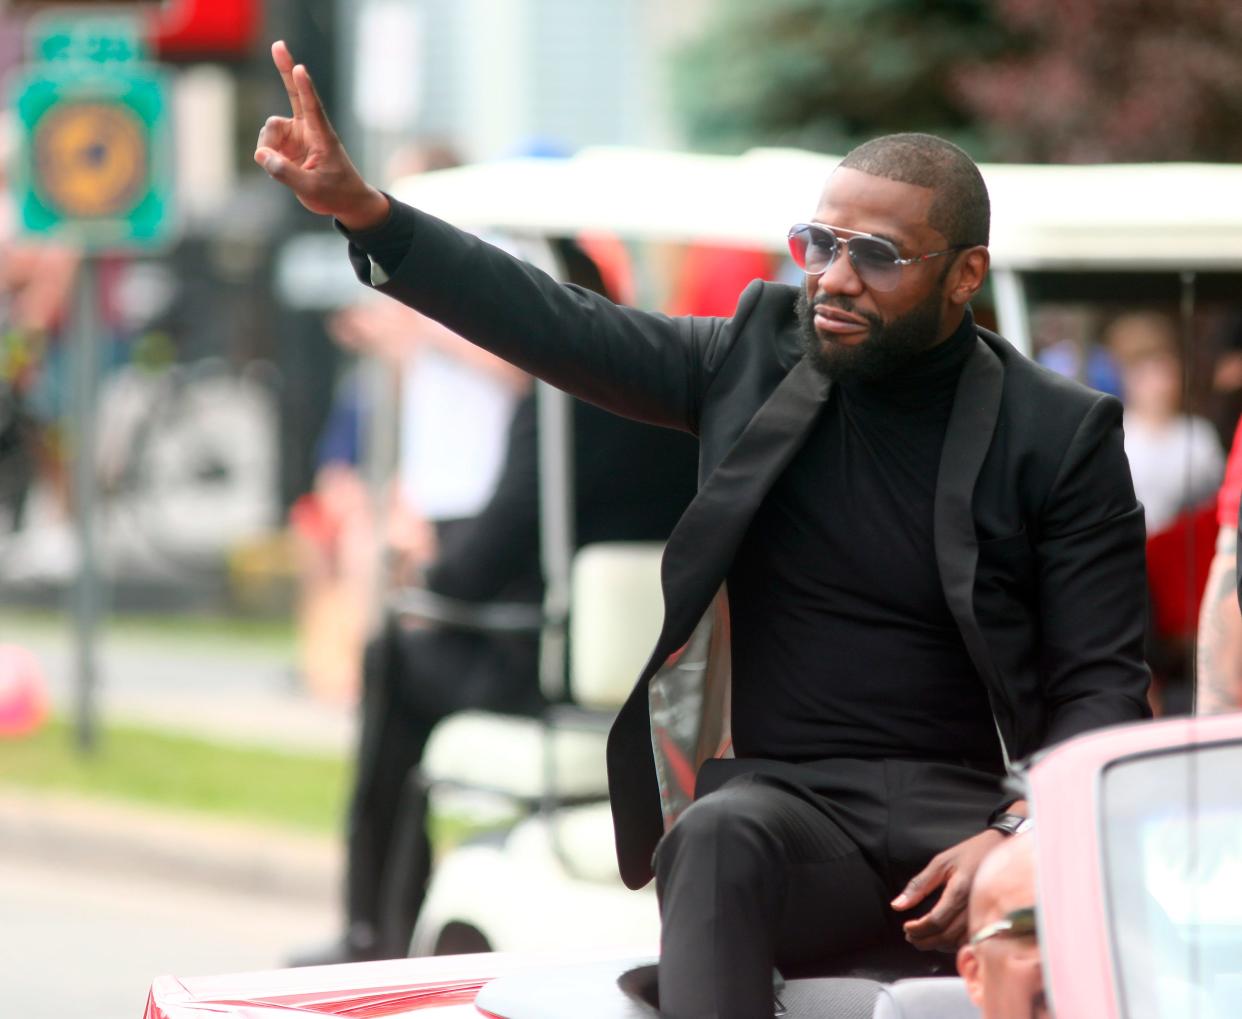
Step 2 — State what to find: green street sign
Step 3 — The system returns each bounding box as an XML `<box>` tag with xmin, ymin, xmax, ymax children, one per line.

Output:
<box><xmin>9</xmin><ymin>63</ymin><xmax>174</xmax><ymax>250</ymax></box>
<box><xmin>28</xmin><ymin>12</ymin><xmax>148</xmax><ymax>66</ymax></box>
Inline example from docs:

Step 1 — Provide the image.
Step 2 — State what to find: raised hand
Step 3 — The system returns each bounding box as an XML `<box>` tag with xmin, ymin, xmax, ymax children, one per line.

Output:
<box><xmin>254</xmin><ymin>40</ymin><xmax>390</xmax><ymax>231</ymax></box>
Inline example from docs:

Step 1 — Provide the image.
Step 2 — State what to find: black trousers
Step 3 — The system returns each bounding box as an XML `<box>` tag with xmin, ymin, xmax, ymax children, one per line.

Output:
<box><xmin>345</xmin><ymin>613</ymin><xmax>541</xmax><ymax>957</ymax></box>
<box><xmin>653</xmin><ymin>757</ymin><xmax>1004</xmax><ymax>1019</ymax></box>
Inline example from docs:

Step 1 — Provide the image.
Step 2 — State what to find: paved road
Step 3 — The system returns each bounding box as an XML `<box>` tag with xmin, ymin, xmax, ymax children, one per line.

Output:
<box><xmin>0</xmin><ymin>614</ymin><xmax>354</xmax><ymax>1019</ymax></box>
<box><xmin>0</xmin><ymin>853</ymin><xmax>336</xmax><ymax>1019</ymax></box>
<box><xmin>7</xmin><ymin>620</ymin><xmax>354</xmax><ymax>755</ymax></box>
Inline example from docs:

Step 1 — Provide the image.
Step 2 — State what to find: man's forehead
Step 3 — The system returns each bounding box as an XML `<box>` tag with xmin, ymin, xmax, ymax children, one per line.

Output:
<box><xmin>813</xmin><ymin>166</ymin><xmax>938</xmax><ymax>244</ymax></box>
<box><xmin>970</xmin><ymin>836</ymin><xmax>1037</xmax><ymax>926</ymax></box>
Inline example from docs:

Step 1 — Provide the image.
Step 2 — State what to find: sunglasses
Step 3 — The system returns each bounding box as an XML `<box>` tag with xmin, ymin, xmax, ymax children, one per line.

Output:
<box><xmin>787</xmin><ymin>222</ymin><xmax>969</xmax><ymax>292</ymax></box>
<box><xmin>969</xmin><ymin>906</ymin><xmax>1038</xmax><ymax>947</ymax></box>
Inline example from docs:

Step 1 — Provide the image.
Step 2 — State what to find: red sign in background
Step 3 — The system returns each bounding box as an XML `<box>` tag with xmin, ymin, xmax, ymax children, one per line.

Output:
<box><xmin>150</xmin><ymin>0</ymin><xmax>260</xmax><ymax>60</ymax></box>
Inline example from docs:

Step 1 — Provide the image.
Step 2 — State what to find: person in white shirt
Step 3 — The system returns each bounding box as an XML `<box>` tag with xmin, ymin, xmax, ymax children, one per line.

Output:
<box><xmin>1109</xmin><ymin>312</ymin><xmax>1224</xmax><ymax>535</ymax></box>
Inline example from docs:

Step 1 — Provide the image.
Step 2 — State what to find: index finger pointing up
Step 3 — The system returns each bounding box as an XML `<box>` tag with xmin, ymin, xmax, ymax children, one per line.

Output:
<box><xmin>271</xmin><ymin>40</ymin><xmax>302</xmax><ymax>119</ymax></box>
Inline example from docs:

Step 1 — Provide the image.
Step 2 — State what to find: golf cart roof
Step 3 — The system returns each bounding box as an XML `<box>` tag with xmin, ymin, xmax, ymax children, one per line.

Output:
<box><xmin>391</xmin><ymin>146</ymin><xmax>1242</xmax><ymax>272</ymax></box>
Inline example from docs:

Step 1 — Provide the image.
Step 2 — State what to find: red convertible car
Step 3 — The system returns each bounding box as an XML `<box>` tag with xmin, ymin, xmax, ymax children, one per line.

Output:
<box><xmin>143</xmin><ymin>710</ymin><xmax>1242</xmax><ymax>1018</ymax></box>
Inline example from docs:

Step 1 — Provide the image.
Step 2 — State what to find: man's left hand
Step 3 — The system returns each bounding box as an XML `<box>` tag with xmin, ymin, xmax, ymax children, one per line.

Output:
<box><xmin>890</xmin><ymin>829</ymin><xmax>1006</xmax><ymax>951</ymax></box>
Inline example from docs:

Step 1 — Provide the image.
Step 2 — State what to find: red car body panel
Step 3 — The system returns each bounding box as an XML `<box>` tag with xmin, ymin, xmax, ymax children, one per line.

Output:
<box><xmin>143</xmin><ymin>953</ymin><xmax>524</xmax><ymax>1019</ymax></box>
<box><xmin>142</xmin><ymin>948</ymin><xmax>655</xmax><ymax>1019</ymax></box>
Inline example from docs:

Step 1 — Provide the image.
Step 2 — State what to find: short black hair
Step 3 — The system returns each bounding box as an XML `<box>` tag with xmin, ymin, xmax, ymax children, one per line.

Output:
<box><xmin>839</xmin><ymin>133</ymin><xmax>989</xmax><ymax>248</ymax></box>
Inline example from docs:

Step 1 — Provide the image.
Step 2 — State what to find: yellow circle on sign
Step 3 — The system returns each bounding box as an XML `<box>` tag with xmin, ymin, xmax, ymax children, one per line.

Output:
<box><xmin>34</xmin><ymin>101</ymin><xmax>147</xmax><ymax>218</ymax></box>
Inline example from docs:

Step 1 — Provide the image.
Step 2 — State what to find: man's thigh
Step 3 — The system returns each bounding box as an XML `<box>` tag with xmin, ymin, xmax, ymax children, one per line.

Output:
<box><xmin>747</xmin><ymin>777</ymin><xmax>896</xmax><ymax>966</ymax></box>
<box><xmin>672</xmin><ymin>771</ymin><xmax>895</xmax><ymax>965</ymax></box>
<box><xmin>686</xmin><ymin>757</ymin><xmax>1004</xmax><ymax>953</ymax></box>
<box><xmin>879</xmin><ymin>759</ymin><xmax>1004</xmax><ymax>892</ymax></box>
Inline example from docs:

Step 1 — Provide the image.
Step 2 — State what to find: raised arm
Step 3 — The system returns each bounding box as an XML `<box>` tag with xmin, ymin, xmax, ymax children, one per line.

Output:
<box><xmin>256</xmin><ymin>41</ymin><xmax>734</xmax><ymax>432</ymax></box>
<box><xmin>254</xmin><ymin>41</ymin><xmax>389</xmax><ymax>231</ymax></box>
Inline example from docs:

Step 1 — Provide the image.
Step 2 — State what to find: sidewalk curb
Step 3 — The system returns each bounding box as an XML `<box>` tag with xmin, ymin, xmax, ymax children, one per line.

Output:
<box><xmin>0</xmin><ymin>788</ymin><xmax>340</xmax><ymax>907</ymax></box>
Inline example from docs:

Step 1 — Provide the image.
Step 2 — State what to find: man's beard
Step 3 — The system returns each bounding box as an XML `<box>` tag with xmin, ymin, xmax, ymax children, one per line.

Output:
<box><xmin>796</xmin><ymin>287</ymin><xmax>944</xmax><ymax>384</ymax></box>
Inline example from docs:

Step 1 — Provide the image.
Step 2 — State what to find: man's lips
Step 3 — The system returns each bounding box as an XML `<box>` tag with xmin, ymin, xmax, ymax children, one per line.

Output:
<box><xmin>813</xmin><ymin>306</ymin><xmax>870</xmax><ymax>338</ymax></box>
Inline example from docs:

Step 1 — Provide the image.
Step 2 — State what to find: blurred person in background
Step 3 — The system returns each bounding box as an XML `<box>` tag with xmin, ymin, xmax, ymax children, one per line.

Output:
<box><xmin>0</xmin><ymin>125</ymin><xmax>80</xmax><ymax>548</ymax></box>
<box><xmin>357</xmin><ymin>144</ymin><xmax>529</xmax><ymax>574</ymax></box>
<box><xmin>1196</xmin><ymin>415</ymin><xmax>1242</xmax><ymax>715</ymax></box>
<box><xmin>1208</xmin><ymin>314</ymin><xmax>1242</xmax><ymax>439</ymax></box>
<box><xmin>1108</xmin><ymin>312</ymin><xmax>1224</xmax><ymax>536</ymax></box>
<box><xmin>1033</xmin><ymin>305</ymin><xmax>1122</xmax><ymax>399</ymax></box>
<box><xmin>288</xmin><ymin>443</ymin><xmax>375</xmax><ymax>703</ymax></box>
<box><xmin>293</xmin><ymin>292</ymin><xmax>529</xmax><ymax>703</ymax></box>
<box><xmin>1108</xmin><ymin>313</ymin><xmax>1223</xmax><ymax>714</ymax></box>
<box><xmin>332</xmin><ymin>281</ymin><xmax>531</xmax><ymax>569</ymax></box>
<box><xmin>291</xmin><ymin>231</ymin><xmax>700</xmax><ymax>966</ymax></box>
<box><xmin>290</xmin><ymin>143</ymin><xmax>528</xmax><ymax>703</ymax></box>
<box><xmin>954</xmin><ymin>833</ymin><xmax>1050</xmax><ymax>1019</ymax></box>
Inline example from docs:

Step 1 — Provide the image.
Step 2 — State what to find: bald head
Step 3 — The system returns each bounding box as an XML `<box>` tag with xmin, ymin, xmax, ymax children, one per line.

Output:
<box><xmin>958</xmin><ymin>834</ymin><xmax>1050</xmax><ymax>1019</ymax></box>
<box><xmin>969</xmin><ymin>832</ymin><xmax>1037</xmax><ymax>931</ymax></box>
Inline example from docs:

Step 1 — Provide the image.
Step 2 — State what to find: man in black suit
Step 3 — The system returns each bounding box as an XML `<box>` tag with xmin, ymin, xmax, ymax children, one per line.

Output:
<box><xmin>257</xmin><ymin>42</ymin><xmax>1149</xmax><ymax>1018</ymax></box>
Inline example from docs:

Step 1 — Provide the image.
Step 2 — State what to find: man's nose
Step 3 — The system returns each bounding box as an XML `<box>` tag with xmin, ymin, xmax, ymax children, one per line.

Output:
<box><xmin>813</xmin><ymin>247</ymin><xmax>865</xmax><ymax>299</ymax></box>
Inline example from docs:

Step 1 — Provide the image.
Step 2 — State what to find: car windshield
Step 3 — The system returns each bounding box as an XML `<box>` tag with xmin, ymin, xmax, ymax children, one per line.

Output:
<box><xmin>1102</xmin><ymin>741</ymin><xmax>1242</xmax><ymax>1019</ymax></box>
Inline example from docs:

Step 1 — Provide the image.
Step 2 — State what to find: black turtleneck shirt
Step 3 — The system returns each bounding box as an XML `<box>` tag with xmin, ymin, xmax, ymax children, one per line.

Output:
<box><xmin>727</xmin><ymin>312</ymin><xmax>1003</xmax><ymax>769</ymax></box>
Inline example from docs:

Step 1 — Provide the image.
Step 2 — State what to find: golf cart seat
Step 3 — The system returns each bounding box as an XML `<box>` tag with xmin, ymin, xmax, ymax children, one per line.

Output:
<box><xmin>420</xmin><ymin>541</ymin><xmax>664</xmax><ymax>810</ymax></box>
<box><xmin>406</xmin><ymin>543</ymin><xmax>666</xmax><ymax>957</ymax></box>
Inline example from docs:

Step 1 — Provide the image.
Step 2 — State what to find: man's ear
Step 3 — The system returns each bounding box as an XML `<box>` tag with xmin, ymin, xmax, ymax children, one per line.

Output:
<box><xmin>948</xmin><ymin>247</ymin><xmax>989</xmax><ymax>308</ymax></box>
<box><xmin>956</xmin><ymin>944</ymin><xmax>985</xmax><ymax>1008</ymax></box>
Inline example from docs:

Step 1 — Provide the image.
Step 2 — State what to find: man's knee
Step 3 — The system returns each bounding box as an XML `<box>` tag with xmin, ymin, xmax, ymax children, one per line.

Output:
<box><xmin>655</xmin><ymin>783</ymin><xmax>783</xmax><ymax>890</ymax></box>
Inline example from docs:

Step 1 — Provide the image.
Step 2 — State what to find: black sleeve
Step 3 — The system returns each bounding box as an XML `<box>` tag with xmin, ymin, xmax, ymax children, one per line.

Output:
<box><xmin>335</xmin><ymin>194</ymin><xmax>414</xmax><ymax>278</ymax></box>
<box><xmin>339</xmin><ymin>199</ymin><xmax>746</xmax><ymax>435</ymax></box>
<box><xmin>1035</xmin><ymin>395</ymin><xmax>1152</xmax><ymax>743</ymax></box>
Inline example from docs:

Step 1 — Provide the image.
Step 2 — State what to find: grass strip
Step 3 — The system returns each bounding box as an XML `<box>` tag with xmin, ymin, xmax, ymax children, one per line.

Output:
<box><xmin>0</xmin><ymin>717</ymin><xmax>347</xmax><ymax>834</ymax></box>
<box><xmin>0</xmin><ymin>608</ymin><xmax>296</xmax><ymax>651</ymax></box>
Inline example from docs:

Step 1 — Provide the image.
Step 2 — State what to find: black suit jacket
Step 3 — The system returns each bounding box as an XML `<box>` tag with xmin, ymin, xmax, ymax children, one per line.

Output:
<box><xmin>348</xmin><ymin>201</ymin><xmax>1151</xmax><ymax>889</ymax></box>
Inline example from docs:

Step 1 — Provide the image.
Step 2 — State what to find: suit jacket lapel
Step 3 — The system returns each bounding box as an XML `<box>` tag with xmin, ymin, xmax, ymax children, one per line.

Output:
<box><xmin>609</xmin><ymin>355</ymin><xmax>830</xmax><ymax>887</ymax></box>
<box><xmin>655</xmin><ymin>355</ymin><xmax>830</xmax><ymax>662</ymax></box>
<box><xmin>933</xmin><ymin>336</ymin><xmax>1006</xmax><ymax>754</ymax></box>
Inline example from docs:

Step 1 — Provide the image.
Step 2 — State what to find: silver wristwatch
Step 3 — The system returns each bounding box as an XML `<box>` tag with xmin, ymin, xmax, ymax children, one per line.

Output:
<box><xmin>989</xmin><ymin>812</ymin><xmax>1033</xmax><ymax>837</ymax></box>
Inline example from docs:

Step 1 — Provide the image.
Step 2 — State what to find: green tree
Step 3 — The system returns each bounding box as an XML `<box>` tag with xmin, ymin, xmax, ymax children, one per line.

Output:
<box><xmin>672</xmin><ymin>0</ymin><xmax>1242</xmax><ymax>163</ymax></box>
<box><xmin>670</xmin><ymin>0</ymin><xmax>1002</xmax><ymax>156</ymax></box>
<box><xmin>956</xmin><ymin>0</ymin><xmax>1242</xmax><ymax>162</ymax></box>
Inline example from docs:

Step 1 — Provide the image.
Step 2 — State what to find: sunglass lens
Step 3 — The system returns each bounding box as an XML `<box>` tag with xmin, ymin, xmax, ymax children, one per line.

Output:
<box><xmin>1009</xmin><ymin>909</ymin><xmax>1038</xmax><ymax>938</ymax></box>
<box><xmin>848</xmin><ymin>237</ymin><xmax>902</xmax><ymax>291</ymax></box>
<box><xmin>788</xmin><ymin>225</ymin><xmax>838</xmax><ymax>275</ymax></box>
<box><xmin>787</xmin><ymin>227</ymin><xmax>811</xmax><ymax>272</ymax></box>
